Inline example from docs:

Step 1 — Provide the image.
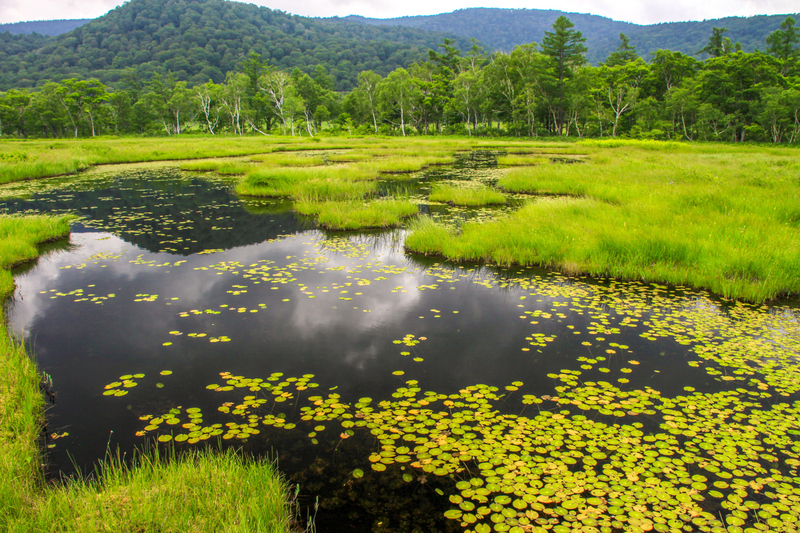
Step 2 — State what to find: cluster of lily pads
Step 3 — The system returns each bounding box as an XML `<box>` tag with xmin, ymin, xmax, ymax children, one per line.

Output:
<box><xmin>102</xmin><ymin>373</ymin><xmax>146</xmax><ymax>397</ymax></box>
<box><xmin>105</xmin><ymin>362</ymin><xmax>800</xmax><ymax>532</ymax></box>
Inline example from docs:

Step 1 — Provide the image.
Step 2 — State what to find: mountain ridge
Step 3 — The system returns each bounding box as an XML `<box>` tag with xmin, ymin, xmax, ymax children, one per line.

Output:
<box><xmin>339</xmin><ymin>8</ymin><xmax>799</xmax><ymax>63</ymax></box>
<box><xmin>0</xmin><ymin>19</ymin><xmax>92</xmax><ymax>36</ymax></box>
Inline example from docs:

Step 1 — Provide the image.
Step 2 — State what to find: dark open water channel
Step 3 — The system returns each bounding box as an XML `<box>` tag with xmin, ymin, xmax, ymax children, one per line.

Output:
<box><xmin>3</xmin><ymin>158</ymin><xmax>800</xmax><ymax>532</ymax></box>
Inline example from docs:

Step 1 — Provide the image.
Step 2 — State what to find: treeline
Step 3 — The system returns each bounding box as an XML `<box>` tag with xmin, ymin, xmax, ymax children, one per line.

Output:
<box><xmin>2</xmin><ymin>17</ymin><xmax>799</xmax><ymax>143</ymax></box>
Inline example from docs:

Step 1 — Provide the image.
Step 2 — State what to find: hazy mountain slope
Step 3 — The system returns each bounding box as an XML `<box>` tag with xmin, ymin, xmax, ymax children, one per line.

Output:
<box><xmin>344</xmin><ymin>8</ymin><xmax>799</xmax><ymax>63</ymax></box>
<box><xmin>0</xmin><ymin>19</ymin><xmax>91</xmax><ymax>36</ymax></box>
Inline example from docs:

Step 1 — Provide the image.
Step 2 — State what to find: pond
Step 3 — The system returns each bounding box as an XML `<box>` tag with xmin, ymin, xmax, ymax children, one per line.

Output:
<box><xmin>3</xmin><ymin>155</ymin><xmax>800</xmax><ymax>533</ymax></box>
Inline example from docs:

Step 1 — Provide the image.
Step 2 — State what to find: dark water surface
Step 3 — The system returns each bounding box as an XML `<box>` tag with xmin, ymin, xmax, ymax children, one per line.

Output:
<box><xmin>3</xmin><ymin>160</ymin><xmax>800</xmax><ymax>532</ymax></box>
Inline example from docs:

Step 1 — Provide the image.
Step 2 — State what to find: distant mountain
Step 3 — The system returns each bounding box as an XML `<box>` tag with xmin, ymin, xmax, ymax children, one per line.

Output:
<box><xmin>0</xmin><ymin>19</ymin><xmax>91</xmax><ymax>36</ymax></box>
<box><xmin>0</xmin><ymin>0</ymin><xmax>472</xmax><ymax>91</ymax></box>
<box><xmin>343</xmin><ymin>8</ymin><xmax>800</xmax><ymax>63</ymax></box>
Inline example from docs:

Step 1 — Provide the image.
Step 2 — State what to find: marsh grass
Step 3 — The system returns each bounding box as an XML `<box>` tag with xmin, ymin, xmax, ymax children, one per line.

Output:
<box><xmin>326</xmin><ymin>152</ymin><xmax>374</xmax><ymax>163</ymax></box>
<box><xmin>180</xmin><ymin>161</ymin><xmax>255</xmax><ymax>174</ymax></box>
<box><xmin>216</xmin><ymin>162</ymin><xmax>256</xmax><ymax>175</ymax></box>
<box><xmin>0</xmin><ymin>136</ymin><xmax>464</xmax><ymax>185</ymax></box>
<box><xmin>0</xmin><ymin>214</ymin><xmax>70</xmax><ymax>530</ymax></box>
<box><xmin>0</xmin><ymin>136</ymin><xmax>355</xmax><ymax>185</ymax></box>
<box><xmin>250</xmin><ymin>153</ymin><xmax>325</xmax><ymax>167</ymax></box>
<box><xmin>236</xmin><ymin>168</ymin><xmax>308</xmax><ymax>197</ymax></box>
<box><xmin>179</xmin><ymin>160</ymin><xmax>224</xmax><ymax>172</ymax></box>
<box><xmin>296</xmin><ymin>199</ymin><xmax>418</xmax><ymax>230</ymax></box>
<box><xmin>495</xmin><ymin>155</ymin><xmax>551</xmax><ymax>166</ymax></box>
<box><xmin>22</xmin><ymin>447</ymin><xmax>292</xmax><ymax>533</ymax></box>
<box><xmin>237</xmin><ymin>167</ymin><xmax>377</xmax><ymax>199</ymax></box>
<box><xmin>293</xmin><ymin>179</ymin><xmax>377</xmax><ymax>203</ymax></box>
<box><xmin>0</xmin><ymin>330</ymin><xmax>43</xmax><ymax>531</ymax></box>
<box><xmin>0</xmin><ymin>214</ymin><xmax>292</xmax><ymax>533</ymax></box>
<box><xmin>0</xmin><ymin>215</ymin><xmax>73</xmax><ymax>271</ymax></box>
<box><xmin>357</xmin><ymin>156</ymin><xmax>448</xmax><ymax>174</ymax></box>
<box><xmin>0</xmin><ymin>159</ymin><xmax>91</xmax><ymax>184</ymax></box>
<box><xmin>429</xmin><ymin>184</ymin><xmax>506</xmax><ymax>206</ymax></box>
<box><xmin>409</xmin><ymin>141</ymin><xmax>800</xmax><ymax>302</ymax></box>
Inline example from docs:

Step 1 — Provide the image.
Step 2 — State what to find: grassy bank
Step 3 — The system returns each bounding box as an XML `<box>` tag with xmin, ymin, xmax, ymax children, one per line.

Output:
<box><xmin>0</xmin><ymin>136</ymin><xmax>330</xmax><ymax>185</ymax></box>
<box><xmin>0</xmin><ymin>136</ymin><xmax>476</xmax><ymax>185</ymax></box>
<box><xmin>1</xmin><ymin>214</ymin><xmax>71</xmax><ymax>528</ymax></box>
<box><xmin>0</xmin><ymin>215</ymin><xmax>293</xmax><ymax>532</ymax></box>
<box><xmin>407</xmin><ymin>139</ymin><xmax>800</xmax><ymax>302</ymax></box>
<box><xmin>15</xmin><ymin>448</ymin><xmax>292</xmax><ymax>533</ymax></box>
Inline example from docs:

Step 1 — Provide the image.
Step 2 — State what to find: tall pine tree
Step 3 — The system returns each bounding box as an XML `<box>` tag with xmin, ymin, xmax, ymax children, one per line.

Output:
<box><xmin>540</xmin><ymin>16</ymin><xmax>587</xmax><ymax>135</ymax></box>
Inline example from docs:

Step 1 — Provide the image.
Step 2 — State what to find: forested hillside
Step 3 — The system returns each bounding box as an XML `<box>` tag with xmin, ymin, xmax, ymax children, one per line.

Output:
<box><xmin>345</xmin><ymin>9</ymin><xmax>799</xmax><ymax>63</ymax></box>
<box><xmin>0</xmin><ymin>0</ymin><xmax>471</xmax><ymax>91</ymax></box>
<box><xmin>3</xmin><ymin>3</ymin><xmax>797</xmax><ymax>88</ymax></box>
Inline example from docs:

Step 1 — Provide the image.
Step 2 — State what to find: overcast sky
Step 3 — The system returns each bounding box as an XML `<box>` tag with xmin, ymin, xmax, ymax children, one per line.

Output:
<box><xmin>1</xmin><ymin>0</ymin><xmax>798</xmax><ymax>26</ymax></box>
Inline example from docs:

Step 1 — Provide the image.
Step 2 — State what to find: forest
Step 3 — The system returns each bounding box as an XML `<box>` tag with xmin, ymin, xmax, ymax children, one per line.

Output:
<box><xmin>0</xmin><ymin>0</ymin><xmax>470</xmax><ymax>92</ymax></box>
<box><xmin>1</xmin><ymin>15</ymin><xmax>799</xmax><ymax>143</ymax></box>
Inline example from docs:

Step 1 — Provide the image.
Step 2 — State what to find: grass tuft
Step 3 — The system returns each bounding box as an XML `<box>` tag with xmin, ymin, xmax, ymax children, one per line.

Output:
<box><xmin>296</xmin><ymin>199</ymin><xmax>418</xmax><ymax>230</ymax></box>
<box><xmin>429</xmin><ymin>184</ymin><xmax>506</xmax><ymax>206</ymax></box>
<box><xmin>23</xmin><ymin>447</ymin><xmax>293</xmax><ymax>533</ymax></box>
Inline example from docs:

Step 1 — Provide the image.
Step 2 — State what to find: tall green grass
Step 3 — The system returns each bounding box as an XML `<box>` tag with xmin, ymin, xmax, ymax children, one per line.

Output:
<box><xmin>296</xmin><ymin>199</ymin><xmax>418</xmax><ymax>230</ymax></box>
<box><xmin>18</xmin><ymin>448</ymin><xmax>292</xmax><ymax>533</ymax></box>
<box><xmin>409</xmin><ymin>142</ymin><xmax>800</xmax><ymax>302</ymax></box>
<box><xmin>0</xmin><ymin>214</ymin><xmax>73</xmax><ymax>272</ymax></box>
<box><xmin>180</xmin><ymin>160</ymin><xmax>255</xmax><ymax>175</ymax></box>
<box><xmin>357</xmin><ymin>155</ymin><xmax>453</xmax><ymax>174</ymax></box>
<box><xmin>429</xmin><ymin>184</ymin><xmax>506</xmax><ymax>206</ymax></box>
<box><xmin>0</xmin><ymin>136</ymin><xmax>345</xmax><ymax>184</ymax></box>
<box><xmin>1</xmin><ymin>214</ymin><xmax>71</xmax><ymax>530</ymax></box>
<box><xmin>237</xmin><ymin>167</ymin><xmax>377</xmax><ymax>199</ymax></box>
<box><xmin>250</xmin><ymin>153</ymin><xmax>325</xmax><ymax>166</ymax></box>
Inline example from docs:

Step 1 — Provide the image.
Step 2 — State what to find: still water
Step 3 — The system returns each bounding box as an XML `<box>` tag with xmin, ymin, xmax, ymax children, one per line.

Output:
<box><xmin>3</xmin><ymin>159</ymin><xmax>800</xmax><ymax>532</ymax></box>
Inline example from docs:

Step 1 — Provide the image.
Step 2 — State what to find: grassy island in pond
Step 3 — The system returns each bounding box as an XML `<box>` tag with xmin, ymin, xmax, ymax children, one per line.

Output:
<box><xmin>407</xmin><ymin>139</ymin><xmax>800</xmax><ymax>302</ymax></box>
<box><xmin>0</xmin><ymin>214</ymin><xmax>293</xmax><ymax>532</ymax></box>
<box><xmin>429</xmin><ymin>183</ymin><xmax>507</xmax><ymax>206</ymax></box>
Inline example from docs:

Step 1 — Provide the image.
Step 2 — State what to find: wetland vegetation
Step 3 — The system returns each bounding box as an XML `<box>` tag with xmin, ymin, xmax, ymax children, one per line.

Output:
<box><xmin>1</xmin><ymin>135</ymin><xmax>799</xmax><ymax>532</ymax></box>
